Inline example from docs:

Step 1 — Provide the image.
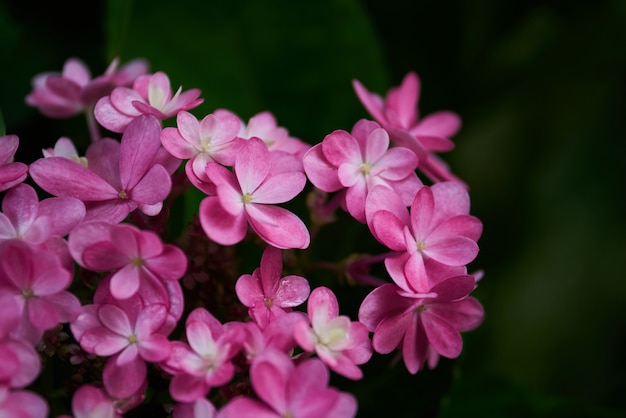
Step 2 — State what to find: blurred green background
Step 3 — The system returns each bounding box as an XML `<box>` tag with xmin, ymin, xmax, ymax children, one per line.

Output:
<box><xmin>1</xmin><ymin>0</ymin><xmax>625</xmax><ymax>417</ymax></box>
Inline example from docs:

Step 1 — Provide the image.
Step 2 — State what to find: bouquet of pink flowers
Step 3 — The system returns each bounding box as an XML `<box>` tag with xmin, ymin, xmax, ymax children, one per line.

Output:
<box><xmin>0</xmin><ymin>56</ymin><xmax>484</xmax><ymax>417</ymax></box>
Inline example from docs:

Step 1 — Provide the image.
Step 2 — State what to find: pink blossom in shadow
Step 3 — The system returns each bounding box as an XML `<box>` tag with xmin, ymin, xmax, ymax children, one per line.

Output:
<box><xmin>95</xmin><ymin>71</ymin><xmax>203</xmax><ymax>133</ymax></box>
<box><xmin>235</xmin><ymin>246</ymin><xmax>310</xmax><ymax>329</ymax></box>
<box><xmin>358</xmin><ymin>273</ymin><xmax>484</xmax><ymax>374</ymax></box>
<box><xmin>29</xmin><ymin>114</ymin><xmax>172</xmax><ymax>224</ymax></box>
<box><xmin>25</xmin><ymin>57</ymin><xmax>148</xmax><ymax>118</ymax></box>
<box><xmin>173</xmin><ymin>397</ymin><xmax>217</xmax><ymax>418</ymax></box>
<box><xmin>293</xmin><ymin>286</ymin><xmax>372</xmax><ymax>380</ymax></box>
<box><xmin>0</xmin><ymin>240</ymin><xmax>81</xmax><ymax>346</ymax></box>
<box><xmin>218</xmin><ymin>349</ymin><xmax>357</xmax><ymax>418</ymax></box>
<box><xmin>199</xmin><ymin>137</ymin><xmax>310</xmax><ymax>249</ymax></box>
<box><xmin>58</xmin><ymin>384</ymin><xmax>122</xmax><ymax>418</ymax></box>
<box><xmin>0</xmin><ymin>135</ymin><xmax>27</xmax><ymax>192</ymax></box>
<box><xmin>68</xmin><ymin>221</ymin><xmax>187</xmax><ymax>300</ymax></box>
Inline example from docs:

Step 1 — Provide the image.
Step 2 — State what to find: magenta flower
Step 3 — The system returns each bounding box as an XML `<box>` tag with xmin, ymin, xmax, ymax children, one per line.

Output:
<box><xmin>95</xmin><ymin>71</ymin><xmax>203</xmax><ymax>132</ymax></box>
<box><xmin>369</xmin><ymin>182</ymin><xmax>482</xmax><ymax>292</ymax></box>
<box><xmin>219</xmin><ymin>349</ymin><xmax>357</xmax><ymax>418</ymax></box>
<box><xmin>78</xmin><ymin>303</ymin><xmax>171</xmax><ymax>398</ymax></box>
<box><xmin>0</xmin><ymin>386</ymin><xmax>48</xmax><ymax>418</ymax></box>
<box><xmin>303</xmin><ymin>119</ymin><xmax>420</xmax><ymax>223</ymax></box>
<box><xmin>294</xmin><ymin>286</ymin><xmax>372</xmax><ymax>380</ymax></box>
<box><xmin>160</xmin><ymin>110</ymin><xmax>242</xmax><ymax>180</ymax></box>
<box><xmin>0</xmin><ymin>183</ymin><xmax>85</xmax><ymax>244</ymax></box>
<box><xmin>353</xmin><ymin>72</ymin><xmax>465</xmax><ymax>184</ymax></box>
<box><xmin>29</xmin><ymin>114</ymin><xmax>172</xmax><ymax>223</ymax></box>
<box><xmin>172</xmin><ymin>398</ymin><xmax>217</xmax><ymax>418</ymax></box>
<box><xmin>165</xmin><ymin>308</ymin><xmax>244</xmax><ymax>402</ymax></box>
<box><xmin>25</xmin><ymin>56</ymin><xmax>148</xmax><ymax>118</ymax></box>
<box><xmin>199</xmin><ymin>137</ymin><xmax>310</xmax><ymax>249</ymax></box>
<box><xmin>358</xmin><ymin>275</ymin><xmax>484</xmax><ymax>374</ymax></box>
<box><xmin>236</xmin><ymin>245</ymin><xmax>310</xmax><ymax>329</ymax></box>
<box><xmin>68</xmin><ymin>221</ymin><xmax>187</xmax><ymax>300</ymax></box>
<box><xmin>0</xmin><ymin>135</ymin><xmax>28</xmax><ymax>192</ymax></box>
<box><xmin>240</xmin><ymin>311</ymin><xmax>308</xmax><ymax>361</ymax></box>
<box><xmin>0</xmin><ymin>239</ymin><xmax>81</xmax><ymax>345</ymax></box>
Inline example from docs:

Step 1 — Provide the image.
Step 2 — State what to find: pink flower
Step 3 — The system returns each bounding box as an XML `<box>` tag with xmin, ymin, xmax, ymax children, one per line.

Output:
<box><xmin>165</xmin><ymin>308</ymin><xmax>244</xmax><ymax>402</ymax></box>
<box><xmin>0</xmin><ymin>135</ymin><xmax>28</xmax><ymax>192</ymax></box>
<box><xmin>0</xmin><ymin>386</ymin><xmax>48</xmax><ymax>418</ymax></box>
<box><xmin>68</xmin><ymin>221</ymin><xmax>187</xmax><ymax>300</ymax></box>
<box><xmin>369</xmin><ymin>182</ymin><xmax>482</xmax><ymax>292</ymax></box>
<box><xmin>227</xmin><ymin>109</ymin><xmax>311</xmax><ymax>158</ymax></box>
<box><xmin>77</xmin><ymin>303</ymin><xmax>171</xmax><ymax>398</ymax></box>
<box><xmin>95</xmin><ymin>71</ymin><xmax>203</xmax><ymax>132</ymax></box>
<box><xmin>160</xmin><ymin>110</ymin><xmax>242</xmax><ymax>180</ymax></box>
<box><xmin>42</xmin><ymin>137</ymin><xmax>88</xmax><ymax>166</ymax></box>
<box><xmin>25</xmin><ymin>57</ymin><xmax>148</xmax><ymax>118</ymax></box>
<box><xmin>240</xmin><ymin>312</ymin><xmax>308</xmax><ymax>361</ymax></box>
<box><xmin>353</xmin><ymin>72</ymin><xmax>465</xmax><ymax>184</ymax></box>
<box><xmin>0</xmin><ymin>240</ymin><xmax>81</xmax><ymax>345</ymax></box>
<box><xmin>0</xmin><ymin>183</ymin><xmax>85</xmax><ymax>245</ymax></box>
<box><xmin>294</xmin><ymin>286</ymin><xmax>372</xmax><ymax>380</ymax></box>
<box><xmin>235</xmin><ymin>246</ymin><xmax>310</xmax><ymax>329</ymax></box>
<box><xmin>62</xmin><ymin>384</ymin><xmax>122</xmax><ymax>418</ymax></box>
<box><xmin>0</xmin><ymin>295</ymin><xmax>40</xmax><ymax>389</ymax></box>
<box><xmin>218</xmin><ymin>349</ymin><xmax>357</xmax><ymax>418</ymax></box>
<box><xmin>199</xmin><ymin>137</ymin><xmax>310</xmax><ymax>249</ymax></box>
<box><xmin>303</xmin><ymin>119</ymin><xmax>420</xmax><ymax>223</ymax></box>
<box><xmin>29</xmin><ymin>114</ymin><xmax>172</xmax><ymax>223</ymax></box>
<box><xmin>358</xmin><ymin>274</ymin><xmax>484</xmax><ymax>374</ymax></box>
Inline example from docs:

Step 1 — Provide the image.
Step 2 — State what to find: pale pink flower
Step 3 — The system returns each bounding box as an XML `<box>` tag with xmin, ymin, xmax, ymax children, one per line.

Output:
<box><xmin>235</xmin><ymin>245</ymin><xmax>310</xmax><ymax>329</ymax></box>
<box><xmin>0</xmin><ymin>386</ymin><xmax>48</xmax><ymax>418</ymax></box>
<box><xmin>29</xmin><ymin>114</ymin><xmax>172</xmax><ymax>223</ymax></box>
<box><xmin>68</xmin><ymin>221</ymin><xmax>187</xmax><ymax>300</ymax></box>
<box><xmin>358</xmin><ymin>274</ymin><xmax>484</xmax><ymax>374</ymax></box>
<box><xmin>0</xmin><ymin>240</ymin><xmax>81</xmax><ymax>345</ymax></box>
<box><xmin>42</xmin><ymin>137</ymin><xmax>88</xmax><ymax>167</ymax></box>
<box><xmin>199</xmin><ymin>137</ymin><xmax>310</xmax><ymax>249</ymax></box>
<box><xmin>353</xmin><ymin>72</ymin><xmax>465</xmax><ymax>184</ymax></box>
<box><xmin>294</xmin><ymin>286</ymin><xmax>372</xmax><ymax>380</ymax></box>
<box><xmin>218</xmin><ymin>349</ymin><xmax>357</xmax><ymax>418</ymax></box>
<box><xmin>77</xmin><ymin>303</ymin><xmax>171</xmax><ymax>399</ymax></box>
<box><xmin>25</xmin><ymin>57</ymin><xmax>148</xmax><ymax>118</ymax></box>
<box><xmin>303</xmin><ymin>119</ymin><xmax>420</xmax><ymax>223</ymax></box>
<box><xmin>0</xmin><ymin>135</ymin><xmax>28</xmax><ymax>192</ymax></box>
<box><xmin>95</xmin><ymin>71</ymin><xmax>203</xmax><ymax>133</ymax></box>
<box><xmin>160</xmin><ymin>110</ymin><xmax>242</xmax><ymax>180</ymax></box>
<box><xmin>164</xmin><ymin>308</ymin><xmax>244</xmax><ymax>402</ymax></box>
<box><xmin>226</xmin><ymin>109</ymin><xmax>311</xmax><ymax>158</ymax></box>
<box><xmin>0</xmin><ymin>183</ymin><xmax>85</xmax><ymax>244</ymax></box>
<box><xmin>368</xmin><ymin>182</ymin><xmax>482</xmax><ymax>292</ymax></box>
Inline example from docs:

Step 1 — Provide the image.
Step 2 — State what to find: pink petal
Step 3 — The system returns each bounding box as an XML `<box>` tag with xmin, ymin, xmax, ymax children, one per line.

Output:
<box><xmin>94</xmin><ymin>95</ymin><xmax>137</xmax><ymax>133</ymax></box>
<box><xmin>218</xmin><ymin>397</ymin><xmax>278</xmax><ymax>418</ymax></box>
<box><xmin>302</xmin><ymin>144</ymin><xmax>342</xmax><ymax>192</ymax></box>
<box><xmin>103</xmin><ymin>353</ymin><xmax>147</xmax><ymax>399</ymax></box>
<box><xmin>251</xmin><ymin>172</ymin><xmax>306</xmax><ymax>204</ymax></box>
<box><xmin>413</xmin><ymin>110</ymin><xmax>462</xmax><ymax>138</ymax></box>
<box><xmin>2</xmin><ymin>184</ymin><xmax>39</xmax><ymax>232</ymax></box>
<box><xmin>246</xmin><ymin>204</ymin><xmax>310</xmax><ymax>250</ymax></box>
<box><xmin>307</xmin><ymin>286</ymin><xmax>339</xmax><ymax>319</ymax></box>
<box><xmin>352</xmin><ymin>79</ymin><xmax>386</xmax><ymax>123</ymax></box>
<box><xmin>385</xmin><ymin>72</ymin><xmax>420</xmax><ymax>129</ymax></box>
<box><xmin>119</xmin><ymin>114</ymin><xmax>163</xmax><ymax>190</ymax></box>
<box><xmin>321</xmin><ymin>130</ymin><xmax>360</xmax><ymax>167</ymax></box>
<box><xmin>251</xmin><ymin>351</ymin><xmax>291</xmax><ymax>412</ymax></box>
<box><xmin>29</xmin><ymin>157</ymin><xmax>119</xmax><ymax>201</ymax></box>
<box><xmin>28</xmin><ymin>297</ymin><xmax>61</xmax><ymax>330</ymax></box>
<box><xmin>109</xmin><ymin>264</ymin><xmax>144</xmax><ymax>300</ymax></box>
<box><xmin>169</xmin><ymin>374</ymin><xmax>208</xmax><ymax>403</ymax></box>
<box><xmin>421</xmin><ymin>312</ymin><xmax>463</xmax><ymax>358</ymax></box>
<box><xmin>82</xmin><ymin>241</ymin><xmax>128</xmax><ymax>271</ymax></box>
<box><xmin>129</xmin><ymin>164</ymin><xmax>171</xmax><ymax>205</ymax></box>
<box><xmin>234</xmin><ymin>138</ymin><xmax>270</xmax><ymax>194</ymax></box>
<box><xmin>160</xmin><ymin>126</ymin><xmax>197</xmax><ymax>159</ymax></box>
<box><xmin>144</xmin><ymin>244</ymin><xmax>187</xmax><ymax>280</ymax></box>
<box><xmin>37</xmin><ymin>196</ymin><xmax>85</xmax><ymax>237</ymax></box>
<box><xmin>138</xmin><ymin>333</ymin><xmax>171</xmax><ymax>363</ymax></box>
<box><xmin>235</xmin><ymin>273</ymin><xmax>263</xmax><ymax>307</ymax></box>
<box><xmin>274</xmin><ymin>275</ymin><xmax>310</xmax><ymax>308</ymax></box>
<box><xmin>199</xmin><ymin>196</ymin><xmax>248</xmax><ymax>246</ymax></box>
<box><xmin>422</xmin><ymin>236</ymin><xmax>479</xmax><ymax>266</ymax></box>
<box><xmin>259</xmin><ymin>246</ymin><xmax>282</xmax><ymax>294</ymax></box>
<box><xmin>371</xmin><ymin>210</ymin><xmax>407</xmax><ymax>250</ymax></box>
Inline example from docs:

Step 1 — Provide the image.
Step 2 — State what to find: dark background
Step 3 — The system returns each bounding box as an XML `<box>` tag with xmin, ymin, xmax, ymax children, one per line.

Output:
<box><xmin>1</xmin><ymin>0</ymin><xmax>625</xmax><ymax>417</ymax></box>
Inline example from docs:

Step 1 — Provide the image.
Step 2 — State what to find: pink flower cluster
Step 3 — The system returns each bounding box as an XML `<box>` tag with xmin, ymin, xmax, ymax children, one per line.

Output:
<box><xmin>0</xmin><ymin>57</ymin><xmax>485</xmax><ymax>417</ymax></box>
